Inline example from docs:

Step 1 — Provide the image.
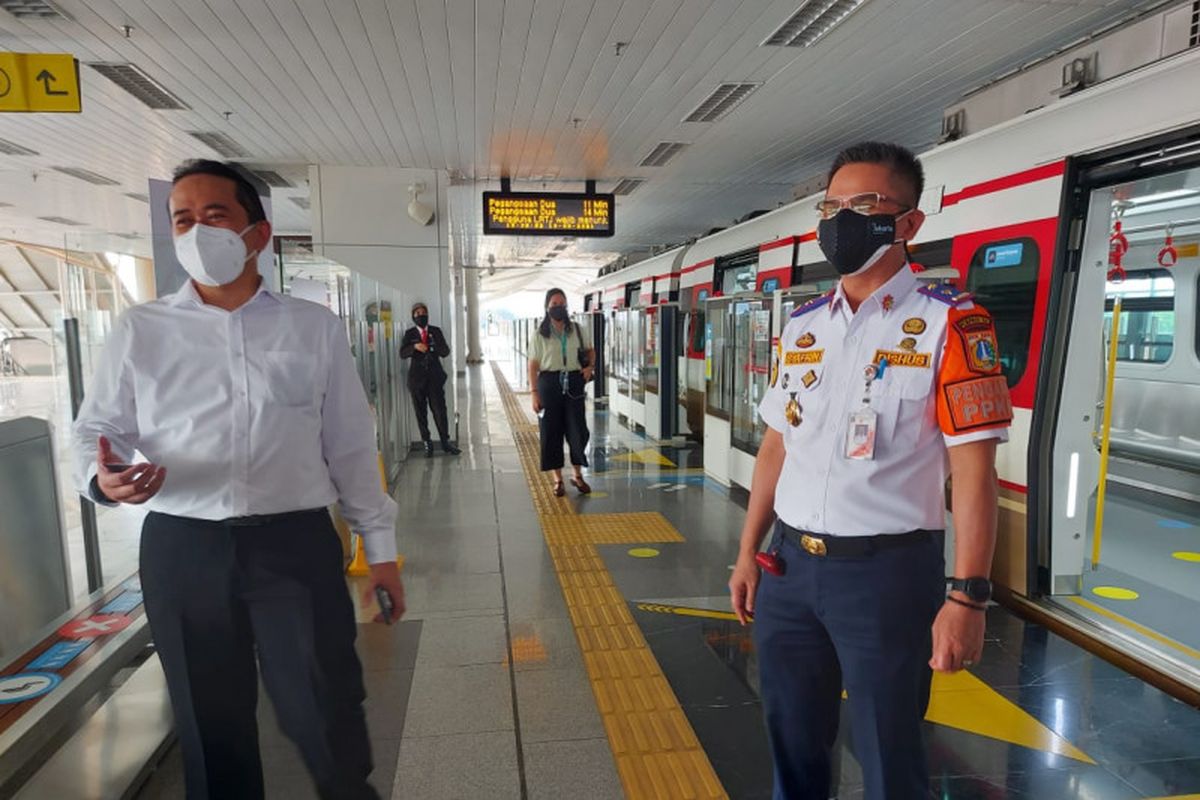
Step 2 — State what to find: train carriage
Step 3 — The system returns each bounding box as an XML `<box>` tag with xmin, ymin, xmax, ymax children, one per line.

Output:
<box><xmin>578</xmin><ymin>45</ymin><xmax>1200</xmax><ymax>682</ymax></box>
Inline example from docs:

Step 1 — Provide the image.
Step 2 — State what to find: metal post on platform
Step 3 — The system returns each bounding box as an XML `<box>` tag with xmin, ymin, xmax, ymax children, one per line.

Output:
<box><xmin>63</xmin><ymin>317</ymin><xmax>103</xmax><ymax>593</ymax></box>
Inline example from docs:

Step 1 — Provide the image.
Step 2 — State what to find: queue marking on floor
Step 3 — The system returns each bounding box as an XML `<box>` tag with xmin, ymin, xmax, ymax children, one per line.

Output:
<box><xmin>493</xmin><ymin>365</ymin><xmax>726</xmax><ymax>800</ymax></box>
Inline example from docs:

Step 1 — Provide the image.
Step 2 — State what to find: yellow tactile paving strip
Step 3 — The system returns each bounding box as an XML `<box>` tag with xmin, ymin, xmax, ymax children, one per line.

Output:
<box><xmin>492</xmin><ymin>365</ymin><xmax>727</xmax><ymax>800</ymax></box>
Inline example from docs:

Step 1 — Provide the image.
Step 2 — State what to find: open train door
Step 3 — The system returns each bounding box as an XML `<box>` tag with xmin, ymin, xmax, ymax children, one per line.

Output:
<box><xmin>1037</xmin><ymin>130</ymin><xmax>1200</xmax><ymax>678</ymax></box>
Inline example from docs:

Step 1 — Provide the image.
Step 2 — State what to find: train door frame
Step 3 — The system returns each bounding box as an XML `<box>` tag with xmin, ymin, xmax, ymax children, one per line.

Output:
<box><xmin>643</xmin><ymin>303</ymin><xmax>680</xmax><ymax>440</ymax></box>
<box><xmin>727</xmin><ymin>294</ymin><xmax>774</xmax><ymax>489</ymax></box>
<box><xmin>585</xmin><ymin>310</ymin><xmax>607</xmax><ymax>401</ymax></box>
<box><xmin>703</xmin><ymin>296</ymin><xmax>735</xmax><ymax>485</ymax></box>
<box><xmin>1032</xmin><ymin>128</ymin><xmax>1200</xmax><ymax>604</ymax></box>
<box><xmin>610</xmin><ymin>306</ymin><xmax>632</xmax><ymax>422</ymax></box>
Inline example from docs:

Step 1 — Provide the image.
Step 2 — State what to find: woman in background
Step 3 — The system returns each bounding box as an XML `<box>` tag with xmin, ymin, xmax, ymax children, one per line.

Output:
<box><xmin>528</xmin><ymin>288</ymin><xmax>595</xmax><ymax>496</ymax></box>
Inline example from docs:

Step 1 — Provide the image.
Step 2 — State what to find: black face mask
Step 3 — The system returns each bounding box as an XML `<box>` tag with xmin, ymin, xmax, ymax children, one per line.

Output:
<box><xmin>817</xmin><ymin>210</ymin><xmax>901</xmax><ymax>276</ymax></box>
<box><xmin>414</xmin><ymin>314</ymin><xmax>429</xmax><ymax>327</ymax></box>
<box><xmin>548</xmin><ymin>306</ymin><xmax>569</xmax><ymax>321</ymax></box>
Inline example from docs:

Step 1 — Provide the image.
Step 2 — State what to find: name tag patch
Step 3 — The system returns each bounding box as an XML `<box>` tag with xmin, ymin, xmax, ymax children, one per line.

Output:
<box><xmin>872</xmin><ymin>349</ymin><xmax>930</xmax><ymax>368</ymax></box>
<box><xmin>943</xmin><ymin>375</ymin><xmax>1013</xmax><ymax>432</ymax></box>
<box><xmin>784</xmin><ymin>349</ymin><xmax>823</xmax><ymax>366</ymax></box>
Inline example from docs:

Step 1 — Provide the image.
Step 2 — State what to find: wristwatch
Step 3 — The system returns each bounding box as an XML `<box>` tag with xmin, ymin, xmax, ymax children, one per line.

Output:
<box><xmin>947</xmin><ymin>576</ymin><xmax>992</xmax><ymax>604</ymax></box>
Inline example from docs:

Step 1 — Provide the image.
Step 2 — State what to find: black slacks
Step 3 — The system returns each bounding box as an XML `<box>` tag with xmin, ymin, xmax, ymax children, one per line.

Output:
<box><xmin>537</xmin><ymin>370</ymin><xmax>589</xmax><ymax>471</ymax></box>
<box><xmin>140</xmin><ymin>510</ymin><xmax>377</xmax><ymax>800</ymax></box>
<box><xmin>410</xmin><ymin>378</ymin><xmax>450</xmax><ymax>443</ymax></box>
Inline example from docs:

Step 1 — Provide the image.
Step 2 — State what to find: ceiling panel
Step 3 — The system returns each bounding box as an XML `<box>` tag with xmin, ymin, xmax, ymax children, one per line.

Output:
<box><xmin>0</xmin><ymin>0</ymin><xmax>1177</xmax><ymax>287</ymax></box>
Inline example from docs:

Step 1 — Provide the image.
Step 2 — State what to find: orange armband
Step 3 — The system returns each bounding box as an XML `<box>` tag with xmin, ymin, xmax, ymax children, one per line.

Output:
<box><xmin>937</xmin><ymin>306</ymin><xmax>1013</xmax><ymax>436</ymax></box>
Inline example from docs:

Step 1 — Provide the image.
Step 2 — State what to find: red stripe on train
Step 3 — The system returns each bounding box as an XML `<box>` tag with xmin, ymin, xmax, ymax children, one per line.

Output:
<box><xmin>942</xmin><ymin>161</ymin><xmax>1065</xmax><ymax>207</ymax></box>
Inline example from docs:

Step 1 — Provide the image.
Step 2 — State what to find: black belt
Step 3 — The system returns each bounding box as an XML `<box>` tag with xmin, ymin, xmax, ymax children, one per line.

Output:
<box><xmin>779</xmin><ymin>523</ymin><xmax>937</xmax><ymax>558</ymax></box>
<box><xmin>221</xmin><ymin>508</ymin><xmax>327</xmax><ymax>527</ymax></box>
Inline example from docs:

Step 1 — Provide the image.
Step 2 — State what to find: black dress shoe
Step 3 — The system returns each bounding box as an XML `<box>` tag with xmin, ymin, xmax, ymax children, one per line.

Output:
<box><xmin>441</xmin><ymin>440</ymin><xmax>461</xmax><ymax>455</ymax></box>
<box><xmin>423</xmin><ymin>441</ymin><xmax>434</xmax><ymax>458</ymax></box>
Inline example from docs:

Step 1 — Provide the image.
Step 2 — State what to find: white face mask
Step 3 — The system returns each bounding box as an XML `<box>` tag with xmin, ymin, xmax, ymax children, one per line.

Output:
<box><xmin>174</xmin><ymin>223</ymin><xmax>258</xmax><ymax>287</ymax></box>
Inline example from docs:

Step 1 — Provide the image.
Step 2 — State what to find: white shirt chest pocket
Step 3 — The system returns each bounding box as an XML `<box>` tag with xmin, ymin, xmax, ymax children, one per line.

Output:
<box><xmin>252</xmin><ymin>351</ymin><xmax>319</xmax><ymax>409</ymax></box>
<box><xmin>873</xmin><ymin>367</ymin><xmax>935</xmax><ymax>448</ymax></box>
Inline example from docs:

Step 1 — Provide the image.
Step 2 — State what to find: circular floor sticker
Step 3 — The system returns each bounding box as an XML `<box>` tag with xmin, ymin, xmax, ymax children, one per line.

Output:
<box><xmin>1171</xmin><ymin>551</ymin><xmax>1200</xmax><ymax>563</ymax></box>
<box><xmin>0</xmin><ymin>672</ymin><xmax>61</xmax><ymax>704</ymax></box>
<box><xmin>1092</xmin><ymin>586</ymin><xmax>1139</xmax><ymax>601</ymax></box>
<box><xmin>627</xmin><ymin>547</ymin><xmax>660</xmax><ymax>558</ymax></box>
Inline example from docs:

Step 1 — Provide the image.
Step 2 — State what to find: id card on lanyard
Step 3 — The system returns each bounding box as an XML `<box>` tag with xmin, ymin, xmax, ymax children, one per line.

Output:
<box><xmin>845</xmin><ymin>359</ymin><xmax>886</xmax><ymax>460</ymax></box>
<box><xmin>559</xmin><ymin>331</ymin><xmax>569</xmax><ymax>395</ymax></box>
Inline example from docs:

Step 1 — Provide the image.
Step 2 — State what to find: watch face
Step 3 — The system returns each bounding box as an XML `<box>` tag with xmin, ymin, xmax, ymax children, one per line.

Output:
<box><xmin>964</xmin><ymin>577</ymin><xmax>992</xmax><ymax>603</ymax></box>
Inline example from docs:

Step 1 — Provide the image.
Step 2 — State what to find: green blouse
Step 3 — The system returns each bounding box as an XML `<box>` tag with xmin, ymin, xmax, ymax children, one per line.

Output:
<box><xmin>529</xmin><ymin>324</ymin><xmax>589</xmax><ymax>372</ymax></box>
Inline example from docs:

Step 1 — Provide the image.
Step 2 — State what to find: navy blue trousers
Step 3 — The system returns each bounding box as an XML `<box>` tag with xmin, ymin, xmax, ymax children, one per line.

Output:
<box><xmin>752</xmin><ymin>525</ymin><xmax>945</xmax><ymax>800</ymax></box>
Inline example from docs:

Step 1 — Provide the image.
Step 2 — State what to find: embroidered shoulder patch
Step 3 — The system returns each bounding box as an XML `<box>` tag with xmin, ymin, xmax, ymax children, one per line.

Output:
<box><xmin>790</xmin><ymin>291</ymin><xmax>834</xmax><ymax>318</ymax></box>
<box><xmin>917</xmin><ymin>283</ymin><xmax>973</xmax><ymax>306</ymax></box>
<box><xmin>941</xmin><ymin>375</ymin><xmax>1013</xmax><ymax>434</ymax></box>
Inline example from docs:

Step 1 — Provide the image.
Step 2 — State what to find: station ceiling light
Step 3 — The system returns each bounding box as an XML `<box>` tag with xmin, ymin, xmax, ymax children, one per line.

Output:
<box><xmin>763</xmin><ymin>0</ymin><xmax>868</xmax><ymax>48</ymax></box>
<box><xmin>611</xmin><ymin>178</ymin><xmax>645</xmax><ymax>195</ymax></box>
<box><xmin>51</xmin><ymin>166</ymin><xmax>120</xmax><ymax>186</ymax></box>
<box><xmin>639</xmin><ymin>142</ymin><xmax>689</xmax><ymax>168</ymax></box>
<box><xmin>0</xmin><ymin>137</ymin><xmax>39</xmax><ymax>157</ymax></box>
<box><xmin>89</xmin><ymin>63</ymin><xmax>190</xmax><ymax>110</ymax></box>
<box><xmin>0</xmin><ymin>0</ymin><xmax>69</xmax><ymax>20</ymax></box>
<box><xmin>250</xmin><ymin>169</ymin><xmax>295</xmax><ymax>189</ymax></box>
<box><xmin>188</xmin><ymin>131</ymin><xmax>249</xmax><ymax>159</ymax></box>
<box><xmin>684</xmin><ymin>83</ymin><xmax>761</xmax><ymax>123</ymax></box>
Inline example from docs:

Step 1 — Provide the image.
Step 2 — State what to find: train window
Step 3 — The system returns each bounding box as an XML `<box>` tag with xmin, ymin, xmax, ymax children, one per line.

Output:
<box><xmin>716</xmin><ymin>248</ymin><xmax>758</xmax><ymax>295</ymax></box>
<box><xmin>965</xmin><ymin>237</ymin><xmax>1039</xmax><ymax>387</ymax></box>
<box><xmin>625</xmin><ymin>281</ymin><xmax>641</xmax><ymax>308</ymax></box>
<box><xmin>1104</xmin><ymin>268</ymin><xmax>1175</xmax><ymax>364</ymax></box>
<box><xmin>690</xmin><ymin>309</ymin><xmax>706</xmax><ymax>354</ymax></box>
<box><xmin>908</xmin><ymin>238</ymin><xmax>953</xmax><ymax>271</ymax></box>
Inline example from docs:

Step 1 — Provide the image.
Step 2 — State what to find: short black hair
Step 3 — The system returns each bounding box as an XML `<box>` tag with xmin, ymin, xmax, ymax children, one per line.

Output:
<box><xmin>171</xmin><ymin>159</ymin><xmax>267</xmax><ymax>224</ymax></box>
<box><xmin>411</xmin><ymin>301</ymin><xmax>428</xmax><ymax>316</ymax></box>
<box><xmin>827</xmin><ymin>142</ymin><xmax>924</xmax><ymax>208</ymax></box>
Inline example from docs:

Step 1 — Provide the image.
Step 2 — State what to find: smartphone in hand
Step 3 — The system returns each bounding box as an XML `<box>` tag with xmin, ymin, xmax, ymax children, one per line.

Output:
<box><xmin>375</xmin><ymin>586</ymin><xmax>394</xmax><ymax>625</ymax></box>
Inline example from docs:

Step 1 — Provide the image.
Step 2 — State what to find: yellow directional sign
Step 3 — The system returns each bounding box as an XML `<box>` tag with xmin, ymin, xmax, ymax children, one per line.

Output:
<box><xmin>0</xmin><ymin>53</ymin><xmax>81</xmax><ymax>113</ymax></box>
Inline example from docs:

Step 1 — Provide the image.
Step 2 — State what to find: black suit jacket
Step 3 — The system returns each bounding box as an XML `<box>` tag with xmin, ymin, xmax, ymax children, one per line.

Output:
<box><xmin>399</xmin><ymin>324</ymin><xmax>450</xmax><ymax>389</ymax></box>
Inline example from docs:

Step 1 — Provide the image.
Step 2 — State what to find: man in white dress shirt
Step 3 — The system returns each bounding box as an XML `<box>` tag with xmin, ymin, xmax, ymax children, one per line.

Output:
<box><xmin>728</xmin><ymin>142</ymin><xmax>1012</xmax><ymax>800</ymax></box>
<box><xmin>72</xmin><ymin>160</ymin><xmax>404</xmax><ymax>800</ymax></box>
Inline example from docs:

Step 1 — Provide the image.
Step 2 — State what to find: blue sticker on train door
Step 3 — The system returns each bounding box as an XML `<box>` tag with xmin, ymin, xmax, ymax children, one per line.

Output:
<box><xmin>984</xmin><ymin>242</ymin><xmax>1024</xmax><ymax>268</ymax></box>
<box><xmin>761</xmin><ymin>277</ymin><xmax>780</xmax><ymax>293</ymax></box>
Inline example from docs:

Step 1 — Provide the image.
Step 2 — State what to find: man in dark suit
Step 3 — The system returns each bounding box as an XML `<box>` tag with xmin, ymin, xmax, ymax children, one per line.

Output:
<box><xmin>399</xmin><ymin>302</ymin><xmax>459</xmax><ymax>457</ymax></box>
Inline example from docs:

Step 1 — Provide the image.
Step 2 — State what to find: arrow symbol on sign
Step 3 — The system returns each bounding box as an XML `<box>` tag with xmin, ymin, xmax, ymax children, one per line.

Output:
<box><xmin>36</xmin><ymin>70</ymin><xmax>68</xmax><ymax>96</ymax></box>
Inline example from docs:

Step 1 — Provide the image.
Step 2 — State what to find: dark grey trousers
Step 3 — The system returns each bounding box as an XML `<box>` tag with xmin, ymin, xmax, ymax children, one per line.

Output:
<box><xmin>140</xmin><ymin>510</ymin><xmax>377</xmax><ymax>800</ymax></box>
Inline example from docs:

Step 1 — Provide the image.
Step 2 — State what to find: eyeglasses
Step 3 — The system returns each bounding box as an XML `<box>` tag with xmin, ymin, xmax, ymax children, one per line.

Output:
<box><xmin>815</xmin><ymin>192</ymin><xmax>910</xmax><ymax>220</ymax></box>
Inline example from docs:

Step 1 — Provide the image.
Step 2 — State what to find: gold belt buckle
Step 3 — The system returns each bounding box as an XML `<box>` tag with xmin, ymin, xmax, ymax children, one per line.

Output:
<box><xmin>800</xmin><ymin>534</ymin><xmax>827</xmax><ymax>557</ymax></box>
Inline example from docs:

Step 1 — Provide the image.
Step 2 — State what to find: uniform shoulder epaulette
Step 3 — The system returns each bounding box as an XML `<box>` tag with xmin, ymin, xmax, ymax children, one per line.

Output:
<box><xmin>917</xmin><ymin>283</ymin><xmax>973</xmax><ymax>306</ymax></box>
<box><xmin>790</xmin><ymin>290</ymin><xmax>835</xmax><ymax>318</ymax></box>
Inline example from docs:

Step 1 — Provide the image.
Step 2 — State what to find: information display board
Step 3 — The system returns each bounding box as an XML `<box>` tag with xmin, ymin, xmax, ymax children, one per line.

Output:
<box><xmin>483</xmin><ymin>191</ymin><xmax>615</xmax><ymax>237</ymax></box>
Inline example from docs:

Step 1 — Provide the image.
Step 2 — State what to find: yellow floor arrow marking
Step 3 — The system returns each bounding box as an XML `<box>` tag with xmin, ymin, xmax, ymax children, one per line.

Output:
<box><xmin>636</xmin><ymin>605</ymin><xmax>1096</xmax><ymax>763</ymax></box>
<box><xmin>926</xmin><ymin>670</ymin><xmax>1094</xmax><ymax>763</ymax></box>
<box><xmin>610</xmin><ymin>448</ymin><xmax>677</xmax><ymax>467</ymax></box>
